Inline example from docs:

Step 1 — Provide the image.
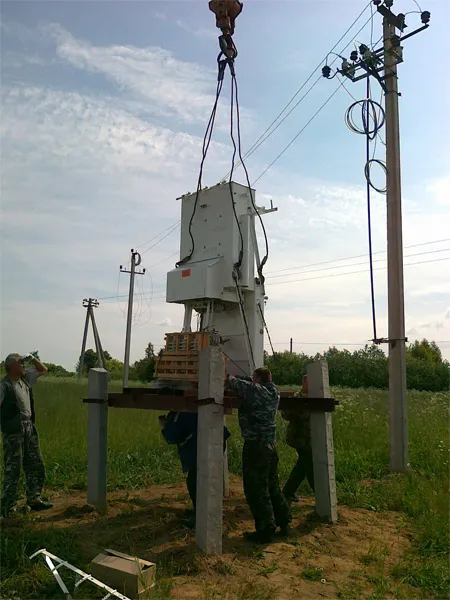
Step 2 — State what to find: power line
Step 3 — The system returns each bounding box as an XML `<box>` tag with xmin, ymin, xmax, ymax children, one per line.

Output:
<box><xmin>265</xmin><ymin>256</ymin><xmax>450</xmax><ymax>287</ymax></box>
<box><xmin>266</xmin><ymin>248</ymin><xmax>450</xmax><ymax>280</ymax></box>
<box><xmin>252</xmin><ymin>81</ymin><xmax>344</xmax><ymax>186</ymax></box>
<box><xmin>264</xmin><ymin>238</ymin><xmax>450</xmax><ymax>276</ymax></box>
<box><xmin>135</xmin><ymin>221</ymin><xmax>179</xmax><ymax>252</ymax></box>
<box><xmin>97</xmin><ymin>254</ymin><xmax>449</xmax><ymax>302</ymax></box>
<box><xmin>222</xmin><ymin>1</ymin><xmax>373</xmax><ymax>178</ymax></box>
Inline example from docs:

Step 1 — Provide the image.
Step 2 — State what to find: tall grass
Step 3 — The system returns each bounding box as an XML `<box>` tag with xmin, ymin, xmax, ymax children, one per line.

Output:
<box><xmin>0</xmin><ymin>379</ymin><xmax>448</xmax><ymax>597</ymax></box>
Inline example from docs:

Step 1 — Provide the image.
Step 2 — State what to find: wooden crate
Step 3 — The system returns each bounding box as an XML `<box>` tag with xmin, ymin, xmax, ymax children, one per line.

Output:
<box><xmin>154</xmin><ymin>332</ymin><xmax>226</xmax><ymax>382</ymax></box>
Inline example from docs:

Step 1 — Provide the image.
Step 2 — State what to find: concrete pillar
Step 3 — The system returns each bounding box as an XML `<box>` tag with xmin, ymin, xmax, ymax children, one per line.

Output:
<box><xmin>196</xmin><ymin>346</ymin><xmax>225</xmax><ymax>554</ymax></box>
<box><xmin>307</xmin><ymin>361</ymin><xmax>338</xmax><ymax>523</ymax></box>
<box><xmin>87</xmin><ymin>368</ymin><xmax>109</xmax><ymax>510</ymax></box>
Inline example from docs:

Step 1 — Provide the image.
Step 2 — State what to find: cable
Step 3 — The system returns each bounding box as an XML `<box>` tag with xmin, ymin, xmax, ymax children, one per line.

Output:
<box><xmin>267</xmin><ymin>248</ymin><xmax>450</xmax><ymax>281</ymax></box>
<box><xmin>252</xmin><ymin>81</ymin><xmax>343</xmax><ymax>186</ymax></box>
<box><xmin>222</xmin><ymin>1</ymin><xmax>374</xmax><ymax>178</ymax></box>
<box><xmin>228</xmin><ymin>73</ymin><xmax>245</xmax><ymax>270</ymax></box>
<box><xmin>233</xmin><ymin>73</ymin><xmax>269</xmax><ymax>278</ymax></box>
<box><xmin>234</xmin><ymin>277</ymin><xmax>255</xmax><ymax>370</ymax></box>
<box><xmin>265</xmin><ymin>256</ymin><xmax>450</xmax><ymax>287</ymax></box>
<box><xmin>257</xmin><ymin>302</ymin><xmax>275</xmax><ymax>355</ymax></box>
<box><xmin>264</xmin><ymin>238</ymin><xmax>450</xmax><ymax>276</ymax></box>
<box><xmin>176</xmin><ymin>69</ymin><xmax>225</xmax><ymax>268</ymax></box>
<box><xmin>221</xmin><ymin>350</ymin><xmax>249</xmax><ymax>376</ymax></box>
<box><xmin>140</xmin><ymin>223</ymin><xmax>180</xmax><ymax>257</ymax></box>
<box><xmin>135</xmin><ymin>221</ymin><xmax>179</xmax><ymax>252</ymax></box>
<box><xmin>98</xmin><ymin>248</ymin><xmax>450</xmax><ymax>302</ymax></box>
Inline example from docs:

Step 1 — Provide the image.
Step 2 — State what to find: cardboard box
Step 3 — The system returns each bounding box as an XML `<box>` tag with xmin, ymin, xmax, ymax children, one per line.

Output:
<box><xmin>90</xmin><ymin>548</ymin><xmax>156</xmax><ymax>599</ymax></box>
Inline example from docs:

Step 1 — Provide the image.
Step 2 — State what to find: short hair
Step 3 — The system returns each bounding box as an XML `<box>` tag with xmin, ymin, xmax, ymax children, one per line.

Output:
<box><xmin>5</xmin><ymin>353</ymin><xmax>20</xmax><ymax>372</ymax></box>
<box><xmin>253</xmin><ymin>367</ymin><xmax>272</xmax><ymax>383</ymax></box>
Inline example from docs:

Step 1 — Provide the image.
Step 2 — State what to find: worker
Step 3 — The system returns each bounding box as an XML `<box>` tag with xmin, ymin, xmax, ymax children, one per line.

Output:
<box><xmin>226</xmin><ymin>367</ymin><xmax>291</xmax><ymax>543</ymax></box>
<box><xmin>159</xmin><ymin>411</ymin><xmax>230</xmax><ymax>528</ymax></box>
<box><xmin>1</xmin><ymin>353</ymin><xmax>52</xmax><ymax>518</ymax></box>
<box><xmin>281</xmin><ymin>375</ymin><xmax>315</xmax><ymax>503</ymax></box>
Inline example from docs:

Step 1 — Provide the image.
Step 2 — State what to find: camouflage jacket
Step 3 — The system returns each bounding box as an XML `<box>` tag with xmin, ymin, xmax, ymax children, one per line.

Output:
<box><xmin>226</xmin><ymin>376</ymin><xmax>280</xmax><ymax>445</ymax></box>
<box><xmin>281</xmin><ymin>391</ymin><xmax>312</xmax><ymax>451</ymax></box>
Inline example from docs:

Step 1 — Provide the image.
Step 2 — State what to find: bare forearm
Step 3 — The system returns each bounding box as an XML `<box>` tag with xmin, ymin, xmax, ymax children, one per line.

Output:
<box><xmin>32</xmin><ymin>357</ymin><xmax>48</xmax><ymax>374</ymax></box>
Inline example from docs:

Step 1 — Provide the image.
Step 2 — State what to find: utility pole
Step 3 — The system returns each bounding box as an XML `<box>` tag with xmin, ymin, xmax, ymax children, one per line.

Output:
<box><xmin>120</xmin><ymin>250</ymin><xmax>145</xmax><ymax>388</ymax></box>
<box><xmin>290</xmin><ymin>338</ymin><xmax>293</xmax><ymax>353</ymax></box>
<box><xmin>322</xmin><ymin>0</ymin><xmax>430</xmax><ymax>472</ymax></box>
<box><xmin>79</xmin><ymin>298</ymin><xmax>107</xmax><ymax>382</ymax></box>
<box><xmin>382</xmin><ymin>6</ymin><xmax>408</xmax><ymax>473</ymax></box>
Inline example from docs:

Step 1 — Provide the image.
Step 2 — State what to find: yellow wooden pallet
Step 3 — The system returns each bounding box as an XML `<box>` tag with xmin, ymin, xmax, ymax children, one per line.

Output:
<box><xmin>154</xmin><ymin>332</ymin><xmax>226</xmax><ymax>382</ymax></box>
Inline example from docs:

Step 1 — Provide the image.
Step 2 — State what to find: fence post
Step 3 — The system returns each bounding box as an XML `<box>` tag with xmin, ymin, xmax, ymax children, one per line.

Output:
<box><xmin>87</xmin><ymin>368</ymin><xmax>109</xmax><ymax>510</ymax></box>
<box><xmin>307</xmin><ymin>361</ymin><xmax>338</xmax><ymax>523</ymax></box>
<box><xmin>196</xmin><ymin>346</ymin><xmax>224</xmax><ymax>554</ymax></box>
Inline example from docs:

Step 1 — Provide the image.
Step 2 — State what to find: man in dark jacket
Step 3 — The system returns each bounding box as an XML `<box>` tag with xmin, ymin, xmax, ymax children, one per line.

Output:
<box><xmin>1</xmin><ymin>352</ymin><xmax>52</xmax><ymax>518</ymax></box>
<box><xmin>226</xmin><ymin>367</ymin><xmax>291</xmax><ymax>543</ymax></box>
<box><xmin>160</xmin><ymin>411</ymin><xmax>230</xmax><ymax>527</ymax></box>
<box><xmin>281</xmin><ymin>375</ymin><xmax>315</xmax><ymax>503</ymax></box>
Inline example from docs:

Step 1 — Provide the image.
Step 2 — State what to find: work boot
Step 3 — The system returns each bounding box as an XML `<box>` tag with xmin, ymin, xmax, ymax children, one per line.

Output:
<box><xmin>278</xmin><ymin>524</ymin><xmax>292</xmax><ymax>538</ymax></box>
<box><xmin>27</xmin><ymin>499</ymin><xmax>53</xmax><ymax>512</ymax></box>
<box><xmin>243</xmin><ymin>529</ymin><xmax>274</xmax><ymax>544</ymax></box>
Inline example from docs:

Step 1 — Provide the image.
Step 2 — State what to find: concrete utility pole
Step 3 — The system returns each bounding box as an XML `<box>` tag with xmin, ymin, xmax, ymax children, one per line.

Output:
<box><xmin>383</xmin><ymin>10</ymin><xmax>408</xmax><ymax>473</ymax></box>
<box><xmin>120</xmin><ymin>250</ymin><xmax>145</xmax><ymax>388</ymax></box>
<box><xmin>323</xmin><ymin>0</ymin><xmax>430</xmax><ymax>472</ymax></box>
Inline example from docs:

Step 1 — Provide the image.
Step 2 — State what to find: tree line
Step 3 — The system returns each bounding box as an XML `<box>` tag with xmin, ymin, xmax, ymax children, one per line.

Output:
<box><xmin>265</xmin><ymin>340</ymin><xmax>449</xmax><ymax>392</ymax></box>
<box><xmin>1</xmin><ymin>340</ymin><xmax>448</xmax><ymax>392</ymax></box>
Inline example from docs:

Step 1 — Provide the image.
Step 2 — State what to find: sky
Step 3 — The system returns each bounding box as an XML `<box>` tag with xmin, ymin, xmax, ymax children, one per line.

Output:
<box><xmin>1</xmin><ymin>0</ymin><xmax>449</xmax><ymax>370</ymax></box>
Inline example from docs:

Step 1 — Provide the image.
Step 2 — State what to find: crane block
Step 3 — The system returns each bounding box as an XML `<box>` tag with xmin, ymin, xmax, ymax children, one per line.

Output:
<box><xmin>209</xmin><ymin>0</ymin><xmax>243</xmax><ymax>36</ymax></box>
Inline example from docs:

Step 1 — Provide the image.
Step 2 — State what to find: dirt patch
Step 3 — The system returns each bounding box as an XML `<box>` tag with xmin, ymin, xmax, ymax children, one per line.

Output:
<box><xmin>13</xmin><ymin>478</ymin><xmax>417</xmax><ymax>599</ymax></box>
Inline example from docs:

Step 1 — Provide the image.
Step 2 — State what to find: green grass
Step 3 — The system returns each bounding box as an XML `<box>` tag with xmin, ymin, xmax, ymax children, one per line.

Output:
<box><xmin>1</xmin><ymin>379</ymin><xmax>449</xmax><ymax>598</ymax></box>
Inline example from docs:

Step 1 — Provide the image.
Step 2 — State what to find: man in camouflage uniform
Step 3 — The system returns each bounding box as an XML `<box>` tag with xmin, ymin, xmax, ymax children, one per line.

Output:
<box><xmin>226</xmin><ymin>366</ymin><xmax>291</xmax><ymax>543</ymax></box>
<box><xmin>1</xmin><ymin>352</ymin><xmax>52</xmax><ymax>518</ymax></box>
<box><xmin>281</xmin><ymin>375</ymin><xmax>315</xmax><ymax>503</ymax></box>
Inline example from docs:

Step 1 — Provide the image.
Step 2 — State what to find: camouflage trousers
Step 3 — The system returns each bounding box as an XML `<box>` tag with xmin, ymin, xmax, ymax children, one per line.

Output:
<box><xmin>242</xmin><ymin>440</ymin><xmax>292</xmax><ymax>533</ymax></box>
<box><xmin>282</xmin><ymin>446</ymin><xmax>315</xmax><ymax>500</ymax></box>
<box><xmin>1</xmin><ymin>420</ymin><xmax>46</xmax><ymax>511</ymax></box>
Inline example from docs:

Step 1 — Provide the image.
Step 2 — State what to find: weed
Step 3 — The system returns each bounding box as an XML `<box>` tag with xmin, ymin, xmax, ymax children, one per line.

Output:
<box><xmin>259</xmin><ymin>562</ymin><xmax>278</xmax><ymax>577</ymax></box>
<box><xmin>302</xmin><ymin>566</ymin><xmax>324</xmax><ymax>582</ymax></box>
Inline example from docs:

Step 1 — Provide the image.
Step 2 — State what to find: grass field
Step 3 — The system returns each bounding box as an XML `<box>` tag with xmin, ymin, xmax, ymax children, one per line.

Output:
<box><xmin>0</xmin><ymin>378</ymin><xmax>449</xmax><ymax>599</ymax></box>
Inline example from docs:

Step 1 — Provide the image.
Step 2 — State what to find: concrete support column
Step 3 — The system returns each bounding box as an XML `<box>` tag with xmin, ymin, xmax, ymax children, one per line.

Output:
<box><xmin>307</xmin><ymin>361</ymin><xmax>338</xmax><ymax>523</ymax></box>
<box><xmin>196</xmin><ymin>346</ymin><xmax>225</xmax><ymax>554</ymax></box>
<box><xmin>87</xmin><ymin>368</ymin><xmax>109</xmax><ymax>510</ymax></box>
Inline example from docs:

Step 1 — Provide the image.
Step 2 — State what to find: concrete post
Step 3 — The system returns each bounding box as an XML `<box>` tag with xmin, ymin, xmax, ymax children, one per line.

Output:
<box><xmin>87</xmin><ymin>368</ymin><xmax>109</xmax><ymax>510</ymax></box>
<box><xmin>196</xmin><ymin>346</ymin><xmax>224</xmax><ymax>554</ymax></box>
<box><xmin>307</xmin><ymin>361</ymin><xmax>337</xmax><ymax>523</ymax></box>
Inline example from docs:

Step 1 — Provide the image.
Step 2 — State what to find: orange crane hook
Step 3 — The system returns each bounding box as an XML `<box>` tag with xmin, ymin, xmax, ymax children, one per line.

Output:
<box><xmin>209</xmin><ymin>0</ymin><xmax>243</xmax><ymax>36</ymax></box>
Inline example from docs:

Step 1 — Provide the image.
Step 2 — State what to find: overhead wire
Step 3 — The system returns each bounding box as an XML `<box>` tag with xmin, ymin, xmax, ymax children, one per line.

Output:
<box><xmin>222</xmin><ymin>1</ymin><xmax>374</xmax><ymax>178</ymax></box>
<box><xmin>264</xmin><ymin>238</ymin><xmax>450</xmax><ymax>276</ymax></box>
<box><xmin>99</xmin><ymin>251</ymin><xmax>450</xmax><ymax>302</ymax></box>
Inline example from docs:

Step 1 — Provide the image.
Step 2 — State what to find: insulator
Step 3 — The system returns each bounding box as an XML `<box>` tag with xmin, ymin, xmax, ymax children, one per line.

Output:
<box><xmin>421</xmin><ymin>10</ymin><xmax>430</xmax><ymax>24</ymax></box>
<box><xmin>350</xmin><ymin>50</ymin><xmax>358</xmax><ymax>62</ymax></box>
<box><xmin>322</xmin><ymin>65</ymin><xmax>331</xmax><ymax>78</ymax></box>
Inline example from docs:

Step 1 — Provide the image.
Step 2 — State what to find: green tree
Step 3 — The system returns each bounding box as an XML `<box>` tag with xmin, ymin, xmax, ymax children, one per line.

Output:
<box><xmin>76</xmin><ymin>348</ymin><xmax>112</xmax><ymax>374</ymax></box>
<box><xmin>133</xmin><ymin>343</ymin><xmax>156</xmax><ymax>382</ymax></box>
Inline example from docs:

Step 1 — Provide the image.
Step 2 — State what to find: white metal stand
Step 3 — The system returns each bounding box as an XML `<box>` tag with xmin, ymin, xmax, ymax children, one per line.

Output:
<box><xmin>29</xmin><ymin>549</ymin><xmax>130</xmax><ymax>600</ymax></box>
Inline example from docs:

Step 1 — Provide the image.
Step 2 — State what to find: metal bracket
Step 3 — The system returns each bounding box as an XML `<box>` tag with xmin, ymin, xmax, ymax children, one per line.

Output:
<box><xmin>30</xmin><ymin>549</ymin><xmax>131</xmax><ymax>600</ymax></box>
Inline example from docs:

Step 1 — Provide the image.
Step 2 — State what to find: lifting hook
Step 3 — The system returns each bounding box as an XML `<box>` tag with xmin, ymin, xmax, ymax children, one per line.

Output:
<box><xmin>209</xmin><ymin>0</ymin><xmax>243</xmax><ymax>60</ymax></box>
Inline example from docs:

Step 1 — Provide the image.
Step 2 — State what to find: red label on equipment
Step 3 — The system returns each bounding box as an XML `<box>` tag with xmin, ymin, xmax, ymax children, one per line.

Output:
<box><xmin>182</xmin><ymin>269</ymin><xmax>191</xmax><ymax>278</ymax></box>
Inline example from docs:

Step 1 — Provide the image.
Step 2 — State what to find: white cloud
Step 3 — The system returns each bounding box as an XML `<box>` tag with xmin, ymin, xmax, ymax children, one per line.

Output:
<box><xmin>41</xmin><ymin>23</ymin><xmax>221</xmax><ymax>125</ymax></box>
